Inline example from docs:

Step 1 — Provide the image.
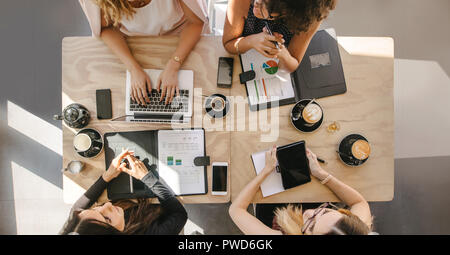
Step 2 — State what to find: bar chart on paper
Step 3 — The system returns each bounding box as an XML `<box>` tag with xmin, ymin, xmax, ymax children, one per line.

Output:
<box><xmin>240</xmin><ymin>49</ymin><xmax>295</xmax><ymax>106</ymax></box>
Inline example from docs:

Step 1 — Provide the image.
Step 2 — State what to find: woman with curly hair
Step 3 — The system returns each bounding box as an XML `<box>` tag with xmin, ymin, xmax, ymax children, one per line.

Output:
<box><xmin>79</xmin><ymin>0</ymin><xmax>209</xmax><ymax>105</ymax></box>
<box><xmin>223</xmin><ymin>0</ymin><xmax>336</xmax><ymax>72</ymax></box>
<box><xmin>59</xmin><ymin>149</ymin><xmax>187</xmax><ymax>235</ymax></box>
<box><xmin>229</xmin><ymin>146</ymin><xmax>375</xmax><ymax>235</ymax></box>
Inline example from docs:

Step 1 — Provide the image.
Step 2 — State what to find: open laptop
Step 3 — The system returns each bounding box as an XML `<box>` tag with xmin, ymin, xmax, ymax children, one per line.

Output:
<box><xmin>112</xmin><ymin>69</ymin><xmax>194</xmax><ymax>124</ymax></box>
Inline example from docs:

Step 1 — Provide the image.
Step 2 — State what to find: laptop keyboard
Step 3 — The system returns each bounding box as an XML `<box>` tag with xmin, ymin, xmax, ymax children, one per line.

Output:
<box><xmin>129</xmin><ymin>89</ymin><xmax>189</xmax><ymax>113</ymax></box>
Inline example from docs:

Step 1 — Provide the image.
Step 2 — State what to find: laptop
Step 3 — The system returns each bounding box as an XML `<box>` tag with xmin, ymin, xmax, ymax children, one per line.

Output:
<box><xmin>112</xmin><ymin>69</ymin><xmax>194</xmax><ymax>124</ymax></box>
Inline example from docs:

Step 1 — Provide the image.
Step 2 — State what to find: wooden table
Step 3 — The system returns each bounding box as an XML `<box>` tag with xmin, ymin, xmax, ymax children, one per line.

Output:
<box><xmin>230</xmin><ymin>37</ymin><xmax>395</xmax><ymax>203</ymax></box>
<box><xmin>62</xmin><ymin>36</ymin><xmax>233</xmax><ymax>204</ymax></box>
<box><xmin>62</xmin><ymin>35</ymin><xmax>394</xmax><ymax>205</ymax></box>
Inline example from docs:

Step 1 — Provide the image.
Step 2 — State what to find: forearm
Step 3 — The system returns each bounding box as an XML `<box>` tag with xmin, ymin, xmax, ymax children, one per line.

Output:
<box><xmin>100</xmin><ymin>27</ymin><xmax>141</xmax><ymax>70</ymax></box>
<box><xmin>317</xmin><ymin>170</ymin><xmax>367</xmax><ymax>207</ymax></box>
<box><xmin>230</xmin><ymin>168</ymin><xmax>271</xmax><ymax>214</ymax></box>
<box><xmin>224</xmin><ymin>35</ymin><xmax>254</xmax><ymax>55</ymax></box>
<box><xmin>172</xmin><ymin>22</ymin><xmax>203</xmax><ymax>68</ymax></box>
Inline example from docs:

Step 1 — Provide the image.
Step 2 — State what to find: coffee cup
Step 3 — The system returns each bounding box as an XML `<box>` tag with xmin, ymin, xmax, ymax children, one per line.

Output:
<box><xmin>351</xmin><ymin>139</ymin><xmax>371</xmax><ymax>160</ymax></box>
<box><xmin>291</xmin><ymin>99</ymin><xmax>324</xmax><ymax>132</ymax></box>
<box><xmin>73</xmin><ymin>128</ymin><xmax>103</xmax><ymax>158</ymax></box>
<box><xmin>338</xmin><ymin>134</ymin><xmax>370</xmax><ymax>166</ymax></box>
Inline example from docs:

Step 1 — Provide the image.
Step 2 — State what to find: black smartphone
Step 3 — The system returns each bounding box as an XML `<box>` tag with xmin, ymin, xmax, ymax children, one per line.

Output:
<box><xmin>217</xmin><ymin>57</ymin><xmax>234</xmax><ymax>88</ymax></box>
<box><xmin>96</xmin><ymin>89</ymin><xmax>112</xmax><ymax>119</ymax></box>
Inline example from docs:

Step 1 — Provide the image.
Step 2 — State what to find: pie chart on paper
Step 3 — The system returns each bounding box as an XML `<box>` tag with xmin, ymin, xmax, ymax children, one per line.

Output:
<box><xmin>262</xmin><ymin>60</ymin><xmax>279</xmax><ymax>75</ymax></box>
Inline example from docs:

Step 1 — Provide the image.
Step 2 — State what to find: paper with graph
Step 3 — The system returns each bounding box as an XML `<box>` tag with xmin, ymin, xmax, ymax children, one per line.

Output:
<box><xmin>240</xmin><ymin>49</ymin><xmax>295</xmax><ymax>106</ymax></box>
<box><xmin>157</xmin><ymin>129</ymin><xmax>206</xmax><ymax>195</ymax></box>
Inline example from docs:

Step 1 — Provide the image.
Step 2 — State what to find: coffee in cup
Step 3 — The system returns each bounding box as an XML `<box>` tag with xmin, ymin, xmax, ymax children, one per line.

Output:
<box><xmin>302</xmin><ymin>103</ymin><xmax>323</xmax><ymax>124</ymax></box>
<box><xmin>211</xmin><ymin>97</ymin><xmax>225</xmax><ymax>112</ymax></box>
<box><xmin>351</xmin><ymin>139</ymin><xmax>371</xmax><ymax>160</ymax></box>
<box><xmin>73</xmin><ymin>133</ymin><xmax>92</xmax><ymax>152</ymax></box>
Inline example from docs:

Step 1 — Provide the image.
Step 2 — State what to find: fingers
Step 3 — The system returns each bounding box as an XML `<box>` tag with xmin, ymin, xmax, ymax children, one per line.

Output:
<box><xmin>131</xmin><ymin>88</ymin><xmax>137</xmax><ymax>103</ymax></box>
<box><xmin>160</xmin><ymin>86</ymin><xmax>167</xmax><ymax>102</ymax></box>
<box><xmin>142</xmin><ymin>88</ymin><xmax>150</xmax><ymax>104</ymax></box>
<box><xmin>136</xmin><ymin>88</ymin><xmax>146</xmax><ymax>106</ymax></box>
<box><xmin>156</xmin><ymin>75</ymin><xmax>162</xmax><ymax>93</ymax></box>
<box><xmin>166</xmin><ymin>87</ymin><xmax>175</xmax><ymax>105</ymax></box>
<box><xmin>126</xmin><ymin>155</ymin><xmax>137</xmax><ymax>169</ymax></box>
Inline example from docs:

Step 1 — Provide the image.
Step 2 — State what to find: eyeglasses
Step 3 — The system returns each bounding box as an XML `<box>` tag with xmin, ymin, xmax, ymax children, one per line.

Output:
<box><xmin>301</xmin><ymin>202</ymin><xmax>340</xmax><ymax>234</ymax></box>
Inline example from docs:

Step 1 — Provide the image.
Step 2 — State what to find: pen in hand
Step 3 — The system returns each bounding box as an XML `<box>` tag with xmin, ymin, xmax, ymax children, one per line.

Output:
<box><xmin>264</xmin><ymin>21</ymin><xmax>280</xmax><ymax>49</ymax></box>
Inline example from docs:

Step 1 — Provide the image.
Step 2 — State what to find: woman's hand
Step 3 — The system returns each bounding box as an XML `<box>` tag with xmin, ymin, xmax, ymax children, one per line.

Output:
<box><xmin>261</xmin><ymin>145</ymin><xmax>278</xmax><ymax>176</ymax></box>
<box><xmin>157</xmin><ymin>60</ymin><xmax>180</xmax><ymax>105</ymax></box>
<box><xmin>103</xmin><ymin>149</ymin><xmax>133</xmax><ymax>182</ymax></box>
<box><xmin>247</xmin><ymin>30</ymin><xmax>281</xmax><ymax>58</ymax></box>
<box><xmin>130</xmin><ymin>66</ymin><xmax>152</xmax><ymax>106</ymax></box>
<box><xmin>306</xmin><ymin>148</ymin><xmax>329</xmax><ymax>181</ymax></box>
<box><xmin>121</xmin><ymin>155</ymin><xmax>149</xmax><ymax>180</ymax></box>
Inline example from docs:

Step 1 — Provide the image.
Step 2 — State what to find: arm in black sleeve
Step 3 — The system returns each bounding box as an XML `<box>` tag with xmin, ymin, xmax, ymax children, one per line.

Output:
<box><xmin>59</xmin><ymin>176</ymin><xmax>108</xmax><ymax>234</ymax></box>
<box><xmin>140</xmin><ymin>171</ymin><xmax>188</xmax><ymax>235</ymax></box>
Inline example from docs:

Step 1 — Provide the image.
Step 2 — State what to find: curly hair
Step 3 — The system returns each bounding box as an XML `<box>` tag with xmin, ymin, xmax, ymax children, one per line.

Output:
<box><xmin>263</xmin><ymin>0</ymin><xmax>337</xmax><ymax>34</ymax></box>
<box><xmin>95</xmin><ymin>0</ymin><xmax>136</xmax><ymax>27</ymax></box>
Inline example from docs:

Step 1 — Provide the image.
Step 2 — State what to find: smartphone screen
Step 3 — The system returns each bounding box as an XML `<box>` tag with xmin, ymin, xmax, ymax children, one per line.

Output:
<box><xmin>212</xmin><ymin>164</ymin><xmax>227</xmax><ymax>193</ymax></box>
<box><xmin>96</xmin><ymin>89</ymin><xmax>112</xmax><ymax>119</ymax></box>
<box><xmin>217</xmin><ymin>57</ymin><xmax>233</xmax><ymax>87</ymax></box>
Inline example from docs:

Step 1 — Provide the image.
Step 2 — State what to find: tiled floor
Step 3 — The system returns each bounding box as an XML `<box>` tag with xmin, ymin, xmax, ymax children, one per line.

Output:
<box><xmin>0</xmin><ymin>0</ymin><xmax>449</xmax><ymax>234</ymax></box>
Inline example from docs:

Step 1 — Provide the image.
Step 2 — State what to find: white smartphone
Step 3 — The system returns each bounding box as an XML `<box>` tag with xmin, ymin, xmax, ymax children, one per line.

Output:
<box><xmin>212</xmin><ymin>162</ymin><xmax>228</xmax><ymax>195</ymax></box>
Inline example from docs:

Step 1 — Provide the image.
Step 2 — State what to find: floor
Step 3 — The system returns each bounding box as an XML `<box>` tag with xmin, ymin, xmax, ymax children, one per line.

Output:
<box><xmin>0</xmin><ymin>0</ymin><xmax>449</xmax><ymax>235</ymax></box>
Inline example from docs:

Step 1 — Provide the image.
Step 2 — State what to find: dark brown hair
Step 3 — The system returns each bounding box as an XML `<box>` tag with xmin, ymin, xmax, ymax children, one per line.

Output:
<box><xmin>263</xmin><ymin>0</ymin><xmax>337</xmax><ymax>34</ymax></box>
<box><xmin>63</xmin><ymin>199</ymin><xmax>162</xmax><ymax>235</ymax></box>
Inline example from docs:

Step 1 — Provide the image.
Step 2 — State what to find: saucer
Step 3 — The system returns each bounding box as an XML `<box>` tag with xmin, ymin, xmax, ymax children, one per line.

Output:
<box><xmin>338</xmin><ymin>134</ymin><xmax>369</xmax><ymax>167</ymax></box>
<box><xmin>290</xmin><ymin>99</ymin><xmax>324</xmax><ymax>133</ymax></box>
<box><xmin>75</xmin><ymin>128</ymin><xmax>104</xmax><ymax>158</ymax></box>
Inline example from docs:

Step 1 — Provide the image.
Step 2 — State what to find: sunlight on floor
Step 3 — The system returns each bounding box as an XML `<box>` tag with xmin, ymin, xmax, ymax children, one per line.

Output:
<box><xmin>184</xmin><ymin>219</ymin><xmax>205</xmax><ymax>235</ymax></box>
<box><xmin>11</xmin><ymin>161</ymin><xmax>71</xmax><ymax>234</ymax></box>
<box><xmin>7</xmin><ymin>100</ymin><xmax>62</xmax><ymax>156</ymax></box>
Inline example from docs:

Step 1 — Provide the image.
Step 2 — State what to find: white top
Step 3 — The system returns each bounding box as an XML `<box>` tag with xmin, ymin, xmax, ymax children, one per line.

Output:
<box><xmin>120</xmin><ymin>0</ymin><xmax>186</xmax><ymax>36</ymax></box>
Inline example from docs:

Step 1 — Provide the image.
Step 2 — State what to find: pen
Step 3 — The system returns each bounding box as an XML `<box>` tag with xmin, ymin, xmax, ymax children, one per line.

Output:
<box><xmin>264</xmin><ymin>21</ymin><xmax>280</xmax><ymax>49</ymax></box>
<box><xmin>317</xmin><ymin>157</ymin><xmax>326</xmax><ymax>164</ymax></box>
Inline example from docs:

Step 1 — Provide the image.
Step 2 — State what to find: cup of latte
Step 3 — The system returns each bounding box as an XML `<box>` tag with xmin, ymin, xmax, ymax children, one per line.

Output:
<box><xmin>302</xmin><ymin>103</ymin><xmax>323</xmax><ymax>126</ymax></box>
<box><xmin>338</xmin><ymin>134</ymin><xmax>371</xmax><ymax>166</ymax></box>
<box><xmin>73</xmin><ymin>128</ymin><xmax>103</xmax><ymax>158</ymax></box>
<box><xmin>351</xmin><ymin>139</ymin><xmax>371</xmax><ymax>161</ymax></box>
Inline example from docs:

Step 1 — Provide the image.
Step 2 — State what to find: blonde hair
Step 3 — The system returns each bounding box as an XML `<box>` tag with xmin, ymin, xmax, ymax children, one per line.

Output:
<box><xmin>274</xmin><ymin>205</ymin><xmax>372</xmax><ymax>235</ymax></box>
<box><xmin>95</xmin><ymin>0</ymin><xmax>136</xmax><ymax>27</ymax></box>
<box><xmin>274</xmin><ymin>204</ymin><xmax>304</xmax><ymax>235</ymax></box>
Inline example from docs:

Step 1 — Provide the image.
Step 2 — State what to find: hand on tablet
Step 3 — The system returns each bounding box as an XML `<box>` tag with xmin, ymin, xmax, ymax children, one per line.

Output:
<box><xmin>262</xmin><ymin>145</ymin><xmax>278</xmax><ymax>175</ymax></box>
<box><xmin>121</xmin><ymin>155</ymin><xmax>149</xmax><ymax>180</ymax></box>
<box><xmin>306</xmin><ymin>148</ymin><xmax>328</xmax><ymax>180</ymax></box>
<box><xmin>103</xmin><ymin>149</ymin><xmax>134</xmax><ymax>182</ymax></box>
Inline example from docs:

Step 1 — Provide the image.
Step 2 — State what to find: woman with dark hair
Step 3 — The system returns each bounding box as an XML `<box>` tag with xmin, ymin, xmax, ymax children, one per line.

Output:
<box><xmin>59</xmin><ymin>149</ymin><xmax>187</xmax><ymax>235</ymax></box>
<box><xmin>223</xmin><ymin>0</ymin><xmax>336</xmax><ymax>72</ymax></box>
<box><xmin>229</xmin><ymin>146</ymin><xmax>375</xmax><ymax>235</ymax></box>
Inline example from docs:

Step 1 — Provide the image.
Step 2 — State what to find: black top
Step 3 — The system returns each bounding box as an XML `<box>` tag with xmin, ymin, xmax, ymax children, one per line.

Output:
<box><xmin>242</xmin><ymin>3</ymin><xmax>294</xmax><ymax>46</ymax></box>
<box><xmin>59</xmin><ymin>171</ymin><xmax>187</xmax><ymax>235</ymax></box>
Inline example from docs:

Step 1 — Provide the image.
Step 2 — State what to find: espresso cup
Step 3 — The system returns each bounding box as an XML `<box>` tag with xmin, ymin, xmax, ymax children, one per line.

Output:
<box><xmin>73</xmin><ymin>128</ymin><xmax>103</xmax><ymax>158</ymax></box>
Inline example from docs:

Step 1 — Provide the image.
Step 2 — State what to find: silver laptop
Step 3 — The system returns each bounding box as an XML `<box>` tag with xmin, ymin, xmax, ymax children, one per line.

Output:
<box><xmin>113</xmin><ymin>69</ymin><xmax>194</xmax><ymax>124</ymax></box>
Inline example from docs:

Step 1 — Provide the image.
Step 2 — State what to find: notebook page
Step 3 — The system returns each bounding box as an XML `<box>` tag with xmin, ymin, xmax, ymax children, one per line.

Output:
<box><xmin>251</xmin><ymin>150</ymin><xmax>285</xmax><ymax>197</ymax></box>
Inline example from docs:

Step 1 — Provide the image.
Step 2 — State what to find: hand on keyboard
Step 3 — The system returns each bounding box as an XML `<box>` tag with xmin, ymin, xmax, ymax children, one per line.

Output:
<box><xmin>156</xmin><ymin>67</ymin><xmax>179</xmax><ymax>105</ymax></box>
<box><xmin>130</xmin><ymin>89</ymin><xmax>189</xmax><ymax>113</ymax></box>
<box><xmin>130</xmin><ymin>67</ymin><xmax>152</xmax><ymax>106</ymax></box>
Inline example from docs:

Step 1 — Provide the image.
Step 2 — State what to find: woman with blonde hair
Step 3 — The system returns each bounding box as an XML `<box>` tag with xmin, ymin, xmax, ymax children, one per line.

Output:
<box><xmin>229</xmin><ymin>146</ymin><xmax>375</xmax><ymax>235</ymax></box>
<box><xmin>79</xmin><ymin>0</ymin><xmax>209</xmax><ymax>104</ymax></box>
